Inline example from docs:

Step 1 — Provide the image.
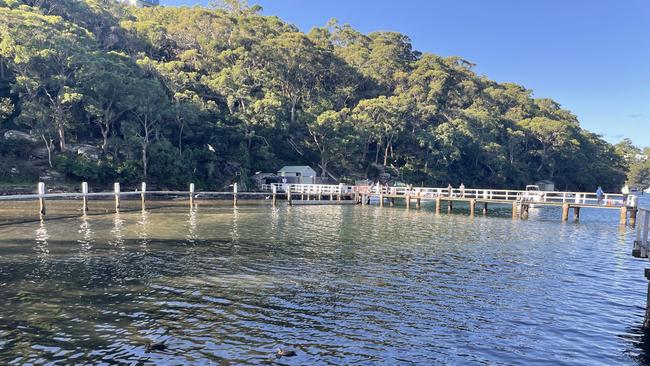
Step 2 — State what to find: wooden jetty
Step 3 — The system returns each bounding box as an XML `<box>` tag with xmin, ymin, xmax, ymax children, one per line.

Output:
<box><xmin>0</xmin><ymin>182</ymin><xmax>639</xmax><ymax>226</ymax></box>
<box><xmin>266</xmin><ymin>183</ymin><xmax>638</xmax><ymax>226</ymax></box>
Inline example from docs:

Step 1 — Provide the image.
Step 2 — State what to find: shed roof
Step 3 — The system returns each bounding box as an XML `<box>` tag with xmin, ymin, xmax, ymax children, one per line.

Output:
<box><xmin>278</xmin><ymin>165</ymin><xmax>316</xmax><ymax>173</ymax></box>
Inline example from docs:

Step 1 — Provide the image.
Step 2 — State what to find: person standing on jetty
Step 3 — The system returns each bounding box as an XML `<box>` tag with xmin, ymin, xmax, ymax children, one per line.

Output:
<box><xmin>447</xmin><ymin>183</ymin><xmax>453</xmax><ymax>197</ymax></box>
<box><xmin>622</xmin><ymin>184</ymin><xmax>630</xmax><ymax>204</ymax></box>
<box><xmin>459</xmin><ymin>183</ymin><xmax>466</xmax><ymax>198</ymax></box>
<box><xmin>596</xmin><ymin>186</ymin><xmax>605</xmax><ymax>205</ymax></box>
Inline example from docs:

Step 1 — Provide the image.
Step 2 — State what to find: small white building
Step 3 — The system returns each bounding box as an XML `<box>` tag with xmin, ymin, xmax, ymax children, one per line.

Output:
<box><xmin>118</xmin><ymin>0</ymin><xmax>159</xmax><ymax>7</ymax></box>
<box><xmin>534</xmin><ymin>180</ymin><xmax>555</xmax><ymax>191</ymax></box>
<box><xmin>278</xmin><ymin>166</ymin><xmax>317</xmax><ymax>184</ymax></box>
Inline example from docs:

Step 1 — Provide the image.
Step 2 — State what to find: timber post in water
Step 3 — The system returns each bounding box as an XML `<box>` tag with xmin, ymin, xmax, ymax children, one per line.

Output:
<box><xmin>573</xmin><ymin>207</ymin><xmax>581</xmax><ymax>221</ymax></box>
<box><xmin>189</xmin><ymin>183</ymin><xmax>195</xmax><ymax>208</ymax></box>
<box><xmin>562</xmin><ymin>204</ymin><xmax>570</xmax><ymax>221</ymax></box>
<box><xmin>620</xmin><ymin>206</ymin><xmax>628</xmax><ymax>226</ymax></box>
<box><xmin>233</xmin><ymin>183</ymin><xmax>238</xmax><ymax>207</ymax></box>
<box><xmin>114</xmin><ymin>183</ymin><xmax>121</xmax><ymax>211</ymax></box>
<box><xmin>37</xmin><ymin>182</ymin><xmax>46</xmax><ymax>216</ymax></box>
<box><xmin>81</xmin><ymin>182</ymin><xmax>89</xmax><ymax>213</ymax></box>
<box><xmin>140</xmin><ymin>182</ymin><xmax>146</xmax><ymax>210</ymax></box>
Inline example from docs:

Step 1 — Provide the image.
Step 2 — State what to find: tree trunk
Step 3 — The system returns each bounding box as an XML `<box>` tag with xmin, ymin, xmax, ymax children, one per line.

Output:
<box><xmin>100</xmin><ymin>124</ymin><xmax>109</xmax><ymax>155</ymax></box>
<box><xmin>58</xmin><ymin>124</ymin><xmax>66</xmax><ymax>152</ymax></box>
<box><xmin>42</xmin><ymin>135</ymin><xmax>53</xmax><ymax>168</ymax></box>
<box><xmin>142</xmin><ymin>145</ymin><xmax>148</xmax><ymax>178</ymax></box>
<box><xmin>320</xmin><ymin>157</ymin><xmax>328</xmax><ymax>179</ymax></box>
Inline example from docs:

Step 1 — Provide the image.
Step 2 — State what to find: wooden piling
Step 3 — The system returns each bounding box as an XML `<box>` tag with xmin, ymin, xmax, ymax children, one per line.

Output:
<box><xmin>521</xmin><ymin>204</ymin><xmax>529</xmax><ymax>219</ymax></box>
<box><xmin>233</xmin><ymin>183</ymin><xmax>238</xmax><ymax>207</ymax></box>
<box><xmin>630</xmin><ymin>208</ymin><xmax>638</xmax><ymax>227</ymax></box>
<box><xmin>189</xmin><ymin>183</ymin><xmax>195</xmax><ymax>207</ymax></box>
<box><xmin>447</xmin><ymin>200</ymin><xmax>453</xmax><ymax>213</ymax></box>
<box><xmin>620</xmin><ymin>206</ymin><xmax>628</xmax><ymax>226</ymax></box>
<box><xmin>81</xmin><ymin>182</ymin><xmax>89</xmax><ymax>212</ymax></box>
<box><xmin>114</xmin><ymin>183</ymin><xmax>121</xmax><ymax>211</ymax></box>
<box><xmin>573</xmin><ymin>206</ymin><xmax>581</xmax><ymax>221</ymax></box>
<box><xmin>511</xmin><ymin>201</ymin><xmax>517</xmax><ymax>219</ymax></box>
<box><xmin>405</xmin><ymin>194</ymin><xmax>411</xmax><ymax>209</ymax></box>
<box><xmin>140</xmin><ymin>182</ymin><xmax>146</xmax><ymax>210</ymax></box>
<box><xmin>379</xmin><ymin>191</ymin><xmax>384</xmax><ymax>207</ymax></box>
<box><xmin>390</xmin><ymin>197</ymin><xmax>395</xmax><ymax>207</ymax></box>
<box><xmin>562</xmin><ymin>204</ymin><xmax>570</xmax><ymax>221</ymax></box>
<box><xmin>483</xmin><ymin>202</ymin><xmax>488</xmax><ymax>215</ymax></box>
<box><xmin>38</xmin><ymin>182</ymin><xmax>46</xmax><ymax>216</ymax></box>
<box><xmin>470</xmin><ymin>199</ymin><xmax>476</xmax><ymax>216</ymax></box>
<box><xmin>416</xmin><ymin>192</ymin><xmax>421</xmax><ymax>209</ymax></box>
<box><xmin>435</xmin><ymin>197</ymin><xmax>441</xmax><ymax>214</ymax></box>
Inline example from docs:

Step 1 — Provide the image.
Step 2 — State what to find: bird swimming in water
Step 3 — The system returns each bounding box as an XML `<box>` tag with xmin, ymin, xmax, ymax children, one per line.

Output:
<box><xmin>145</xmin><ymin>341</ymin><xmax>167</xmax><ymax>352</ymax></box>
<box><xmin>276</xmin><ymin>348</ymin><xmax>297</xmax><ymax>358</ymax></box>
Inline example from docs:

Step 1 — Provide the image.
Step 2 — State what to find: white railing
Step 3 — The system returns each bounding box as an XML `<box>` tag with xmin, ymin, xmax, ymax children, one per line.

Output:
<box><xmin>261</xmin><ymin>184</ymin><xmax>637</xmax><ymax>207</ymax></box>
<box><xmin>261</xmin><ymin>183</ymin><xmax>355</xmax><ymax>195</ymax></box>
<box><xmin>634</xmin><ymin>208</ymin><xmax>650</xmax><ymax>257</ymax></box>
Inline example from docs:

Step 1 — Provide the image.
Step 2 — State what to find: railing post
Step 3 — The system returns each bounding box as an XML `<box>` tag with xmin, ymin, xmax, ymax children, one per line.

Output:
<box><xmin>81</xmin><ymin>181</ymin><xmax>89</xmax><ymax>213</ymax></box>
<box><xmin>140</xmin><ymin>182</ymin><xmax>146</xmax><ymax>210</ymax></box>
<box><xmin>38</xmin><ymin>182</ymin><xmax>46</xmax><ymax>216</ymax></box>
<box><xmin>114</xmin><ymin>183</ymin><xmax>121</xmax><ymax>211</ymax></box>
<box><xmin>233</xmin><ymin>183</ymin><xmax>238</xmax><ymax>207</ymax></box>
<box><xmin>189</xmin><ymin>183</ymin><xmax>195</xmax><ymax>208</ymax></box>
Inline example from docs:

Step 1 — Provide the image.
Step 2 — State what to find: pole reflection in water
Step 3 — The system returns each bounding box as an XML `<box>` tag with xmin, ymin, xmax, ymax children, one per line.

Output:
<box><xmin>186</xmin><ymin>207</ymin><xmax>198</xmax><ymax>245</ymax></box>
<box><xmin>231</xmin><ymin>207</ymin><xmax>240</xmax><ymax>244</ymax></box>
<box><xmin>77</xmin><ymin>214</ymin><xmax>94</xmax><ymax>260</ymax></box>
<box><xmin>34</xmin><ymin>218</ymin><xmax>50</xmax><ymax>259</ymax></box>
<box><xmin>137</xmin><ymin>209</ymin><xmax>150</xmax><ymax>249</ymax></box>
<box><xmin>109</xmin><ymin>211</ymin><xmax>125</xmax><ymax>249</ymax></box>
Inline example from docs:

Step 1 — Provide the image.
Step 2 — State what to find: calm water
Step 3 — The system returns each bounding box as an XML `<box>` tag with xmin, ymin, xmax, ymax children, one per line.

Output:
<box><xmin>1</xmin><ymin>197</ymin><xmax>650</xmax><ymax>365</ymax></box>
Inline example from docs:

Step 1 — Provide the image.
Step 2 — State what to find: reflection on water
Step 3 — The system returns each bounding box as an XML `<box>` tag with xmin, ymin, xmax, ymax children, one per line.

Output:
<box><xmin>109</xmin><ymin>212</ymin><xmax>125</xmax><ymax>248</ymax></box>
<box><xmin>34</xmin><ymin>219</ymin><xmax>49</xmax><ymax>259</ymax></box>
<box><xmin>0</xmin><ymin>197</ymin><xmax>649</xmax><ymax>365</ymax></box>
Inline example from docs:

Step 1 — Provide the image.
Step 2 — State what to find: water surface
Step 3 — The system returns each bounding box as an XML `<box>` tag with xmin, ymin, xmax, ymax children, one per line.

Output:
<box><xmin>1</xmin><ymin>197</ymin><xmax>649</xmax><ymax>365</ymax></box>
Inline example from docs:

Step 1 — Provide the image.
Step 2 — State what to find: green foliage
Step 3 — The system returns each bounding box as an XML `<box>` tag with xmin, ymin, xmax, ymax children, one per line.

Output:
<box><xmin>54</xmin><ymin>155</ymin><xmax>117</xmax><ymax>183</ymax></box>
<box><xmin>0</xmin><ymin>0</ymin><xmax>630</xmax><ymax>191</ymax></box>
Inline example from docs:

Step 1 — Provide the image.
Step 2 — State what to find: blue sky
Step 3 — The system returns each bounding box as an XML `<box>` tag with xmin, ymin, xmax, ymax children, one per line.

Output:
<box><xmin>161</xmin><ymin>0</ymin><xmax>650</xmax><ymax>147</ymax></box>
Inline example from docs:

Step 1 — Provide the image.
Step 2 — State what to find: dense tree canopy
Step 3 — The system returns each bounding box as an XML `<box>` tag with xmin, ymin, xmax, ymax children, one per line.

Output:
<box><xmin>0</xmin><ymin>0</ymin><xmax>630</xmax><ymax>190</ymax></box>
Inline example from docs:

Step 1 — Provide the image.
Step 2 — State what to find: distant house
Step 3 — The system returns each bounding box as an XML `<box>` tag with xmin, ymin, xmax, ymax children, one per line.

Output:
<box><xmin>535</xmin><ymin>180</ymin><xmax>555</xmax><ymax>191</ymax></box>
<box><xmin>278</xmin><ymin>166</ymin><xmax>317</xmax><ymax>184</ymax></box>
<box><xmin>118</xmin><ymin>0</ymin><xmax>159</xmax><ymax>7</ymax></box>
<box><xmin>251</xmin><ymin>172</ymin><xmax>279</xmax><ymax>189</ymax></box>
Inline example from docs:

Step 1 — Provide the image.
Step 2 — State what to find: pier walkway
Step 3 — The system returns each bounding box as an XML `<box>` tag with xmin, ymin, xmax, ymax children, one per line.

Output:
<box><xmin>264</xmin><ymin>183</ymin><xmax>639</xmax><ymax>225</ymax></box>
<box><xmin>0</xmin><ymin>182</ymin><xmax>639</xmax><ymax>226</ymax></box>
